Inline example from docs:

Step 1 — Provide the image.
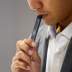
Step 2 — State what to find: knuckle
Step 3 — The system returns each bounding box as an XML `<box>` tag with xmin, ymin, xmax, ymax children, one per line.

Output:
<box><xmin>20</xmin><ymin>42</ymin><xmax>29</xmax><ymax>53</ymax></box>
<box><xmin>16</xmin><ymin>40</ymin><xmax>22</xmax><ymax>46</ymax></box>
<box><xmin>11</xmin><ymin>60</ymin><xmax>30</xmax><ymax>72</ymax></box>
<box><xmin>20</xmin><ymin>51</ymin><xmax>31</xmax><ymax>64</ymax></box>
<box><xmin>24</xmin><ymin>38</ymin><xmax>32</xmax><ymax>45</ymax></box>
<box><xmin>16</xmin><ymin>39</ymin><xmax>29</xmax><ymax>52</ymax></box>
<box><xmin>14</xmin><ymin>51</ymin><xmax>31</xmax><ymax>64</ymax></box>
<box><xmin>16</xmin><ymin>40</ymin><xmax>27</xmax><ymax>46</ymax></box>
<box><xmin>16</xmin><ymin>40</ymin><xmax>23</xmax><ymax>49</ymax></box>
<box><xmin>15</xmin><ymin>60</ymin><xmax>25</xmax><ymax>67</ymax></box>
<box><xmin>16</xmin><ymin>42</ymin><xmax>25</xmax><ymax>51</ymax></box>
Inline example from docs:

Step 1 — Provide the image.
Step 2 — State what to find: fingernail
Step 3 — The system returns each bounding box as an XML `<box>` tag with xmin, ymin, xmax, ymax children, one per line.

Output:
<box><xmin>28</xmin><ymin>50</ymin><xmax>33</xmax><ymax>55</ymax></box>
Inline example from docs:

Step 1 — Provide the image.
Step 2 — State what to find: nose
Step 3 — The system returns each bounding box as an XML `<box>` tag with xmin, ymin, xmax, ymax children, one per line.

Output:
<box><xmin>27</xmin><ymin>0</ymin><xmax>43</xmax><ymax>11</ymax></box>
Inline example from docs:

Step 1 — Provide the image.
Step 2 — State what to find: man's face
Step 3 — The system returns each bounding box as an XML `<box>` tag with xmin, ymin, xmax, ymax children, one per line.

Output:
<box><xmin>27</xmin><ymin>0</ymin><xmax>72</xmax><ymax>25</ymax></box>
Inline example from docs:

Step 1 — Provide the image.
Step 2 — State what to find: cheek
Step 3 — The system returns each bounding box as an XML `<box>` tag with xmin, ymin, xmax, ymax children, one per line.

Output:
<box><xmin>43</xmin><ymin>0</ymin><xmax>68</xmax><ymax>21</ymax></box>
<box><xmin>42</xmin><ymin>0</ymin><xmax>65</xmax><ymax>24</ymax></box>
<box><xmin>50</xmin><ymin>0</ymin><xmax>71</xmax><ymax>18</ymax></box>
<box><xmin>42</xmin><ymin>0</ymin><xmax>52</xmax><ymax>11</ymax></box>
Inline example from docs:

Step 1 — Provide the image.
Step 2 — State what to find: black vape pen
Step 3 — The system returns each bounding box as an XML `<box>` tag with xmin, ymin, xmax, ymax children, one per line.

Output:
<box><xmin>31</xmin><ymin>15</ymin><xmax>42</xmax><ymax>41</ymax></box>
<box><xmin>31</xmin><ymin>15</ymin><xmax>50</xmax><ymax>72</ymax></box>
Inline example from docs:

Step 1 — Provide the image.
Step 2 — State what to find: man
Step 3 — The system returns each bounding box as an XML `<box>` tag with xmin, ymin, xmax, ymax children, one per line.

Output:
<box><xmin>11</xmin><ymin>0</ymin><xmax>72</xmax><ymax>72</ymax></box>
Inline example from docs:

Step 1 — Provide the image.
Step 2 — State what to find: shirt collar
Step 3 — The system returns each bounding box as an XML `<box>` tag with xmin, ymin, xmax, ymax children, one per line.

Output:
<box><xmin>60</xmin><ymin>22</ymin><xmax>72</xmax><ymax>40</ymax></box>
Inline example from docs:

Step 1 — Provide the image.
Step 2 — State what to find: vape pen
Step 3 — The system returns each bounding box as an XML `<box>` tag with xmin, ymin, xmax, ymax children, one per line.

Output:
<box><xmin>31</xmin><ymin>15</ymin><xmax>42</xmax><ymax>41</ymax></box>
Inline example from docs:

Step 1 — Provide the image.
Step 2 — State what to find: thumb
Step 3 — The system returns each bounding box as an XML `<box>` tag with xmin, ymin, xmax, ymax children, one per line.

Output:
<box><xmin>31</xmin><ymin>47</ymin><xmax>41</xmax><ymax>63</ymax></box>
<box><xmin>31</xmin><ymin>61</ymin><xmax>41</xmax><ymax>72</ymax></box>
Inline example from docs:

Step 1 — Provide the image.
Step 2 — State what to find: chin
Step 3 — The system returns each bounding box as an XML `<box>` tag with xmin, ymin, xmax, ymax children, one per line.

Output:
<box><xmin>43</xmin><ymin>18</ymin><xmax>56</xmax><ymax>25</ymax></box>
<box><xmin>43</xmin><ymin>16</ymin><xmax>58</xmax><ymax>25</ymax></box>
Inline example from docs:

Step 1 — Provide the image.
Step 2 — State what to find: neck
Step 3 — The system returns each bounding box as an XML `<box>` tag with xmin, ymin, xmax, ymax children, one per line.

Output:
<box><xmin>59</xmin><ymin>13</ymin><xmax>72</xmax><ymax>31</ymax></box>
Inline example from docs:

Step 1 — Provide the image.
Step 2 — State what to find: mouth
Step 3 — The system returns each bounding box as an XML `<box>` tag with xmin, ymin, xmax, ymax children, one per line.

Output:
<box><xmin>37</xmin><ymin>13</ymin><xmax>48</xmax><ymax>20</ymax></box>
<box><xmin>35</xmin><ymin>10</ymin><xmax>48</xmax><ymax>16</ymax></box>
<box><xmin>36</xmin><ymin>11</ymin><xmax>53</xmax><ymax>24</ymax></box>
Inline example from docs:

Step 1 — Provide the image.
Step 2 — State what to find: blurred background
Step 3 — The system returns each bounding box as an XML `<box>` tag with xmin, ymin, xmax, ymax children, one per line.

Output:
<box><xmin>0</xmin><ymin>0</ymin><xmax>36</xmax><ymax>72</ymax></box>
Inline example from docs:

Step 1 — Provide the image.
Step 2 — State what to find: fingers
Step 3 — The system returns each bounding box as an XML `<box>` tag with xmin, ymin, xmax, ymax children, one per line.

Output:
<box><xmin>16</xmin><ymin>38</ymin><xmax>41</xmax><ymax>62</ymax></box>
<box><xmin>16</xmin><ymin>39</ymin><xmax>36</xmax><ymax>56</ymax></box>
<box><xmin>24</xmin><ymin>38</ymin><xmax>36</xmax><ymax>48</ymax></box>
<box><xmin>11</xmin><ymin>38</ymin><xmax>41</xmax><ymax>72</ymax></box>
<box><xmin>11</xmin><ymin>51</ymin><xmax>31</xmax><ymax>72</ymax></box>
<box><xmin>11</xmin><ymin>59</ymin><xmax>31</xmax><ymax>72</ymax></box>
<box><xmin>16</xmin><ymin>38</ymin><xmax>40</xmax><ymax>62</ymax></box>
<box><xmin>16</xmin><ymin>38</ymin><xmax>36</xmax><ymax>50</ymax></box>
<box><xmin>12</xmin><ymin>51</ymin><xmax>31</xmax><ymax>66</ymax></box>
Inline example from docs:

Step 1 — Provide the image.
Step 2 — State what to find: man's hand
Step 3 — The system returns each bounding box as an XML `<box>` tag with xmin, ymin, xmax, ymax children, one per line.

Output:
<box><xmin>11</xmin><ymin>38</ymin><xmax>41</xmax><ymax>72</ymax></box>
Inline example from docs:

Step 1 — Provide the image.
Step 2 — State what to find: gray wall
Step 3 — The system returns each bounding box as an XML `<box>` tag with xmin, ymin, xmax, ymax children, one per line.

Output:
<box><xmin>0</xmin><ymin>0</ymin><xmax>36</xmax><ymax>72</ymax></box>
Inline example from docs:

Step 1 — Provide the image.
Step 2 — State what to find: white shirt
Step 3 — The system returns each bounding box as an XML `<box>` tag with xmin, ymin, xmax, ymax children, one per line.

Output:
<box><xmin>46</xmin><ymin>22</ymin><xmax>72</xmax><ymax>72</ymax></box>
<box><xmin>34</xmin><ymin>22</ymin><xmax>72</xmax><ymax>72</ymax></box>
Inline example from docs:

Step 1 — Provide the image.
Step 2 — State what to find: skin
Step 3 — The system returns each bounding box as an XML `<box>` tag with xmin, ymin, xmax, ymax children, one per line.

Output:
<box><xmin>27</xmin><ymin>0</ymin><xmax>72</xmax><ymax>28</ymax></box>
<box><xmin>11</xmin><ymin>0</ymin><xmax>72</xmax><ymax>72</ymax></box>
<box><xmin>11</xmin><ymin>39</ymin><xmax>41</xmax><ymax>72</ymax></box>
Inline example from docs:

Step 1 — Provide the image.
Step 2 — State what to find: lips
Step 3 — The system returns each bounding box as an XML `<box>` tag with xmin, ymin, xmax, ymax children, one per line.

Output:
<box><xmin>35</xmin><ymin>10</ymin><xmax>48</xmax><ymax>16</ymax></box>
<box><xmin>37</xmin><ymin>12</ymin><xmax>48</xmax><ymax>16</ymax></box>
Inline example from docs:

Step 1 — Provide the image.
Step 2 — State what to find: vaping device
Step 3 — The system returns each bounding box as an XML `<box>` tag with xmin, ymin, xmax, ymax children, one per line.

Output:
<box><xmin>31</xmin><ymin>15</ymin><xmax>42</xmax><ymax>41</ymax></box>
<box><xmin>31</xmin><ymin>15</ymin><xmax>49</xmax><ymax>72</ymax></box>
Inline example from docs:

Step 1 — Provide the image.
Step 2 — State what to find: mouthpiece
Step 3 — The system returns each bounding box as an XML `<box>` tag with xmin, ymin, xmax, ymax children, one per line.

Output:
<box><xmin>31</xmin><ymin>15</ymin><xmax>42</xmax><ymax>41</ymax></box>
